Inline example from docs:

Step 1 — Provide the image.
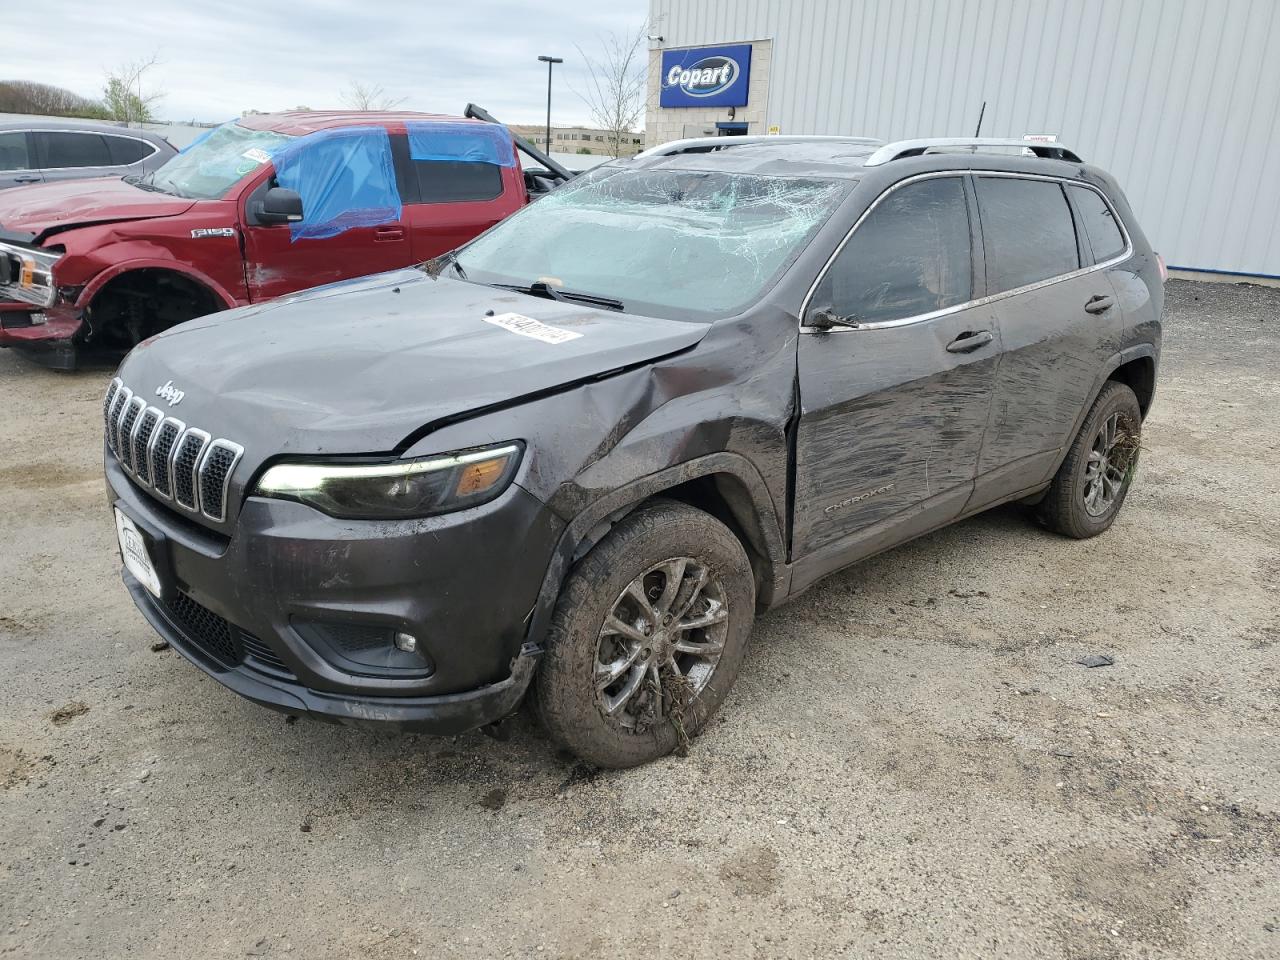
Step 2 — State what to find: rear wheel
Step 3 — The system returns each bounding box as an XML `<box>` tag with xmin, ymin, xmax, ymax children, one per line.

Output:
<box><xmin>535</xmin><ymin>500</ymin><xmax>755</xmax><ymax>768</ymax></box>
<box><xmin>1038</xmin><ymin>380</ymin><xmax>1142</xmax><ymax>538</ymax></box>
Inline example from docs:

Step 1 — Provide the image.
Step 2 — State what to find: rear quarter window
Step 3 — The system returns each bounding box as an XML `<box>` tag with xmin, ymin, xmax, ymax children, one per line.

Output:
<box><xmin>1069</xmin><ymin>185</ymin><xmax>1127</xmax><ymax>263</ymax></box>
<box><xmin>975</xmin><ymin>176</ymin><xmax>1080</xmax><ymax>294</ymax></box>
<box><xmin>409</xmin><ymin>159</ymin><xmax>503</xmax><ymax>203</ymax></box>
<box><xmin>104</xmin><ymin>135</ymin><xmax>155</xmax><ymax>166</ymax></box>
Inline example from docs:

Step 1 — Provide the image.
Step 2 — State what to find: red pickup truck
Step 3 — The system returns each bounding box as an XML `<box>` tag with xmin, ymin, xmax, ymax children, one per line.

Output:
<box><xmin>0</xmin><ymin>108</ymin><xmax>569</xmax><ymax>368</ymax></box>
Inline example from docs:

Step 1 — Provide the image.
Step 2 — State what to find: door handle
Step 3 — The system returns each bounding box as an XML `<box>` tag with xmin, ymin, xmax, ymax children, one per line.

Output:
<box><xmin>1084</xmin><ymin>294</ymin><xmax>1114</xmax><ymax>314</ymax></box>
<box><xmin>13</xmin><ymin>175</ymin><xmax>40</xmax><ymax>183</ymax></box>
<box><xmin>945</xmin><ymin>330</ymin><xmax>994</xmax><ymax>353</ymax></box>
<box><xmin>374</xmin><ymin>225</ymin><xmax>405</xmax><ymax>242</ymax></box>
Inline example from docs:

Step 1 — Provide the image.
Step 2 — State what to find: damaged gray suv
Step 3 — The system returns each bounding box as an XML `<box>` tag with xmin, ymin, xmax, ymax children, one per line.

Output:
<box><xmin>104</xmin><ymin>136</ymin><xmax>1164</xmax><ymax>768</ymax></box>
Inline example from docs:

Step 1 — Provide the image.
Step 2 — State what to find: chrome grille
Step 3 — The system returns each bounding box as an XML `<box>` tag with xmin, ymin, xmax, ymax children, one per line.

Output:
<box><xmin>172</xmin><ymin>430</ymin><xmax>209</xmax><ymax>510</ymax></box>
<box><xmin>149</xmin><ymin>419</ymin><xmax>183</xmax><ymax>498</ymax></box>
<box><xmin>103</xmin><ymin>377</ymin><xmax>244</xmax><ymax>524</ymax></box>
<box><xmin>131</xmin><ymin>408</ymin><xmax>162</xmax><ymax>485</ymax></box>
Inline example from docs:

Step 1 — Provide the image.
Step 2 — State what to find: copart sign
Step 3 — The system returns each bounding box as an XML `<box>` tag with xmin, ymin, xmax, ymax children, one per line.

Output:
<box><xmin>660</xmin><ymin>44</ymin><xmax>752</xmax><ymax>108</ymax></box>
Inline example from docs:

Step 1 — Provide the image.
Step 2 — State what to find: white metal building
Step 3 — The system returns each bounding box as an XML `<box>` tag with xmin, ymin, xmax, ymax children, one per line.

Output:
<box><xmin>646</xmin><ymin>0</ymin><xmax>1280</xmax><ymax>279</ymax></box>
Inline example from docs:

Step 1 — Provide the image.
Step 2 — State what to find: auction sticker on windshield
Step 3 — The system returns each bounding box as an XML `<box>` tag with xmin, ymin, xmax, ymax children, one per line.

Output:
<box><xmin>114</xmin><ymin>509</ymin><xmax>161</xmax><ymax>598</ymax></box>
<box><xmin>483</xmin><ymin>312</ymin><xmax>582</xmax><ymax>345</ymax></box>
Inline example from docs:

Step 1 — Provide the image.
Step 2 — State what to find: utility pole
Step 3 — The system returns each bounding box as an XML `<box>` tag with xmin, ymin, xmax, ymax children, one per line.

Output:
<box><xmin>537</xmin><ymin>55</ymin><xmax>563</xmax><ymax>153</ymax></box>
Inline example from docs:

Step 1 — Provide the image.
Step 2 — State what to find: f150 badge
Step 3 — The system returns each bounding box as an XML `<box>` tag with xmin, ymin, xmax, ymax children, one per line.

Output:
<box><xmin>155</xmin><ymin>380</ymin><xmax>185</xmax><ymax>406</ymax></box>
<box><xmin>190</xmin><ymin>227</ymin><xmax>236</xmax><ymax>239</ymax></box>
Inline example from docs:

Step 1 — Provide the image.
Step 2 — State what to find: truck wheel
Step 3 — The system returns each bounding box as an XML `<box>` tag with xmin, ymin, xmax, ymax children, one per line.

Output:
<box><xmin>1038</xmin><ymin>381</ymin><xmax>1143</xmax><ymax>539</ymax></box>
<box><xmin>535</xmin><ymin>499</ymin><xmax>755</xmax><ymax>769</ymax></box>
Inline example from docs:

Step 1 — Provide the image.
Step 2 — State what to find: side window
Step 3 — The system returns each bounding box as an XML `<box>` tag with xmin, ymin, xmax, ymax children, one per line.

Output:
<box><xmin>0</xmin><ymin>132</ymin><xmax>32</xmax><ymax>171</ymax></box>
<box><xmin>410</xmin><ymin>159</ymin><xmax>503</xmax><ymax>204</ymax></box>
<box><xmin>975</xmin><ymin>176</ymin><xmax>1079</xmax><ymax>293</ymax></box>
<box><xmin>1069</xmin><ymin>185</ymin><xmax>1127</xmax><ymax>263</ymax></box>
<box><xmin>816</xmin><ymin>176</ymin><xmax>972</xmax><ymax>325</ymax></box>
<box><xmin>105</xmin><ymin>135</ymin><xmax>155</xmax><ymax>166</ymax></box>
<box><xmin>37</xmin><ymin>131</ymin><xmax>112</xmax><ymax>168</ymax></box>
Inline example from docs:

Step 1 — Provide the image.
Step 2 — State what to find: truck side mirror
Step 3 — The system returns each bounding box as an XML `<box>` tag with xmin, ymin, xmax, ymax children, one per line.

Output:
<box><xmin>253</xmin><ymin>187</ymin><xmax>304</xmax><ymax>226</ymax></box>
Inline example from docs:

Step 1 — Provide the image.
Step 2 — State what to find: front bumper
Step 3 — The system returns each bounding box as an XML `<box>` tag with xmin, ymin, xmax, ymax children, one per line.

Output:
<box><xmin>0</xmin><ymin>301</ymin><xmax>83</xmax><ymax>361</ymax></box>
<box><xmin>125</xmin><ymin>572</ymin><xmax>538</xmax><ymax>733</ymax></box>
<box><xmin>107</xmin><ymin>453</ymin><xmax>563</xmax><ymax>735</ymax></box>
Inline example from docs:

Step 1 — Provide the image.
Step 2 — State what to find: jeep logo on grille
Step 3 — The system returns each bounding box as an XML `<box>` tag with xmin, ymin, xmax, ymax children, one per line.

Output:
<box><xmin>155</xmin><ymin>380</ymin><xmax>185</xmax><ymax>407</ymax></box>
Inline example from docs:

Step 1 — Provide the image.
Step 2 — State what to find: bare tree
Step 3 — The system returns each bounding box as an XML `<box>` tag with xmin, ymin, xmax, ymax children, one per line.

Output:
<box><xmin>103</xmin><ymin>55</ymin><xmax>165</xmax><ymax>124</ymax></box>
<box><xmin>572</xmin><ymin>26</ymin><xmax>647</xmax><ymax>158</ymax></box>
<box><xmin>0</xmin><ymin>80</ymin><xmax>109</xmax><ymax>118</ymax></box>
<box><xmin>340</xmin><ymin>80</ymin><xmax>405</xmax><ymax>111</ymax></box>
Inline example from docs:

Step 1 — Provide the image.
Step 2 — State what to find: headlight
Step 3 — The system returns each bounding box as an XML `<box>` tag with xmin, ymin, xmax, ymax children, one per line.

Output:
<box><xmin>0</xmin><ymin>243</ymin><xmax>62</xmax><ymax>308</ymax></box>
<box><xmin>254</xmin><ymin>443</ymin><xmax>522</xmax><ymax>519</ymax></box>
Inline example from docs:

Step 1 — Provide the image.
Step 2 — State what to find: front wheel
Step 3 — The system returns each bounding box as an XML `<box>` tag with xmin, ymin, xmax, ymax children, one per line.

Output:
<box><xmin>1038</xmin><ymin>380</ymin><xmax>1143</xmax><ymax>539</ymax></box>
<box><xmin>535</xmin><ymin>500</ymin><xmax>755</xmax><ymax>768</ymax></box>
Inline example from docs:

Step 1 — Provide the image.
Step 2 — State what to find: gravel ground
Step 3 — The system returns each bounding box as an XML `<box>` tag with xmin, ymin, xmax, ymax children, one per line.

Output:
<box><xmin>1</xmin><ymin>279</ymin><xmax>1277</xmax><ymax>959</ymax></box>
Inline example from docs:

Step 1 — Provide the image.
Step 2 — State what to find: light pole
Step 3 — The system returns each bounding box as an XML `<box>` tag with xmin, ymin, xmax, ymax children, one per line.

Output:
<box><xmin>537</xmin><ymin>55</ymin><xmax>563</xmax><ymax>152</ymax></box>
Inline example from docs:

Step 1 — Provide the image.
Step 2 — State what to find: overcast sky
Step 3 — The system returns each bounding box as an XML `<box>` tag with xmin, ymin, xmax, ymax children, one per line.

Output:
<box><xmin>7</xmin><ymin>0</ymin><xmax>648</xmax><ymax>127</ymax></box>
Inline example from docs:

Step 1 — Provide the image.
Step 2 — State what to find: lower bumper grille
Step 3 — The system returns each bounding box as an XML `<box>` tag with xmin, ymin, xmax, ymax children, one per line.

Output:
<box><xmin>154</xmin><ymin>589</ymin><xmax>294</xmax><ymax>679</ymax></box>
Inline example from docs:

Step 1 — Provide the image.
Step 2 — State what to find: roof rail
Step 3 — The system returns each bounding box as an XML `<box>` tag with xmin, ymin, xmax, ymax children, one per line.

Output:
<box><xmin>863</xmin><ymin>138</ymin><xmax>1082</xmax><ymax>167</ymax></box>
<box><xmin>635</xmin><ymin>135</ymin><xmax>884</xmax><ymax>160</ymax></box>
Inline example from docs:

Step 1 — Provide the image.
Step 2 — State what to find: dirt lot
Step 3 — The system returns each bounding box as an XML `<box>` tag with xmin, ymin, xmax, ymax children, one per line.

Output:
<box><xmin>0</xmin><ymin>279</ymin><xmax>1277</xmax><ymax>959</ymax></box>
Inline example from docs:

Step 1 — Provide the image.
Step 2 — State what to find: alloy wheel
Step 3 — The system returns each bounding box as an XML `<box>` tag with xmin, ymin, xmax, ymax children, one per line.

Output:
<box><xmin>593</xmin><ymin>558</ymin><xmax>728</xmax><ymax>730</ymax></box>
<box><xmin>1083</xmin><ymin>412</ymin><xmax>1133</xmax><ymax>517</ymax></box>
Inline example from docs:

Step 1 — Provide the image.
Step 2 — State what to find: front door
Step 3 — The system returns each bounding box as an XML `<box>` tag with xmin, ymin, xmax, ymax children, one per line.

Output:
<box><xmin>791</xmin><ymin>175</ymin><xmax>999</xmax><ymax>585</ymax></box>
<box><xmin>239</xmin><ymin>131</ymin><xmax>414</xmax><ymax>302</ymax></box>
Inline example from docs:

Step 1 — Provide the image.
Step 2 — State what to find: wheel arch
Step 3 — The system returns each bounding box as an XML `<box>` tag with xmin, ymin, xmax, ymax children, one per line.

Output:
<box><xmin>525</xmin><ymin>453</ymin><xmax>790</xmax><ymax>652</ymax></box>
<box><xmin>77</xmin><ymin>260</ymin><xmax>239</xmax><ymax>312</ymax></box>
<box><xmin>1106</xmin><ymin>352</ymin><xmax>1156</xmax><ymax>416</ymax></box>
<box><xmin>1046</xmin><ymin>343</ymin><xmax>1158</xmax><ymax>483</ymax></box>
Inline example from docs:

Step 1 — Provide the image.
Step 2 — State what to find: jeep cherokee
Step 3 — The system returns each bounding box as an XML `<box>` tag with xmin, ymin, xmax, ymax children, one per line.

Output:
<box><xmin>103</xmin><ymin>135</ymin><xmax>1164</xmax><ymax>768</ymax></box>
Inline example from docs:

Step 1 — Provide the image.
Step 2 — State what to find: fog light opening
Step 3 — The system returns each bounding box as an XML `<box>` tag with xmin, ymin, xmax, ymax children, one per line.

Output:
<box><xmin>394</xmin><ymin>632</ymin><xmax>418</xmax><ymax>653</ymax></box>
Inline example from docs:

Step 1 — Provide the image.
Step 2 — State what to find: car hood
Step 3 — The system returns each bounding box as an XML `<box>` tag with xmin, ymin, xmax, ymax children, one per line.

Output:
<box><xmin>0</xmin><ymin>177</ymin><xmax>195</xmax><ymax>241</ymax></box>
<box><xmin>116</xmin><ymin>268</ymin><xmax>710</xmax><ymax>459</ymax></box>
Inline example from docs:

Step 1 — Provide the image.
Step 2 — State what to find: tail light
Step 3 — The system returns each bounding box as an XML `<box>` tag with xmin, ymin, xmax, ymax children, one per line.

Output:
<box><xmin>1156</xmin><ymin>252</ymin><xmax>1168</xmax><ymax>283</ymax></box>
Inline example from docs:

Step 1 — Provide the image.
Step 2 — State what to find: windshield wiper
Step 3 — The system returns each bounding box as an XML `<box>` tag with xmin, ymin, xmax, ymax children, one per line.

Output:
<box><xmin>493</xmin><ymin>280</ymin><xmax>625</xmax><ymax>312</ymax></box>
<box><xmin>420</xmin><ymin>251</ymin><xmax>466</xmax><ymax>280</ymax></box>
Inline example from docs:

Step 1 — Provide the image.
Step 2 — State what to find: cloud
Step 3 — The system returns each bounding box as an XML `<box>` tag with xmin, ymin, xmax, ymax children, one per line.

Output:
<box><xmin>4</xmin><ymin>0</ymin><xmax>647</xmax><ymax>126</ymax></box>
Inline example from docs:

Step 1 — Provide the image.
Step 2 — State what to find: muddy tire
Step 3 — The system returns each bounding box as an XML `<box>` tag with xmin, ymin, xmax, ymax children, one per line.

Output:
<box><xmin>1038</xmin><ymin>381</ymin><xmax>1143</xmax><ymax>539</ymax></box>
<box><xmin>534</xmin><ymin>499</ymin><xmax>755</xmax><ymax>769</ymax></box>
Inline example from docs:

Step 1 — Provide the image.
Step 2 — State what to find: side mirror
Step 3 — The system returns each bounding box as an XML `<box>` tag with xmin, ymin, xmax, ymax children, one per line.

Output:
<box><xmin>806</xmin><ymin>305</ymin><xmax>859</xmax><ymax>331</ymax></box>
<box><xmin>253</xmin><ymin>187</ymin><xmax>303</xmax><ymax>226</ymax></box>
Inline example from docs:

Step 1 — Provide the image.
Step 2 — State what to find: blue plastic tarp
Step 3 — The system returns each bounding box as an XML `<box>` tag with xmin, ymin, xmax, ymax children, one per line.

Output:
<box><xmin>405</xmin><ymin>121</ymin><xmax>516</xmax><ymax>167</ymax></box>
<box><xmin>272</xmin><ymin>127</ymin><xmax>401</xmax><ymax>241</ymax></box>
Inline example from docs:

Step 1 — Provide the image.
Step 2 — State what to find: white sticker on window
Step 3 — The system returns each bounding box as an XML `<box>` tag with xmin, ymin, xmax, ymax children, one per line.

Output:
<box><xmin>482</xmin><ymin>312</ymin><xmax>582</xmax><ymax>344</ymax></box>
<box><xmin>241</xmin><ymin>147</ymin><xmax>272</xmax><ymax>164</ymax></box>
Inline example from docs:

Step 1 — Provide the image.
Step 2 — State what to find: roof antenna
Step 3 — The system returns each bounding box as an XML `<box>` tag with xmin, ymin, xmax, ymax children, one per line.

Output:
<box><xmin>974</xmin><ymin>101</ymin><xmax>987</xmax><ymax>137</ymax></box>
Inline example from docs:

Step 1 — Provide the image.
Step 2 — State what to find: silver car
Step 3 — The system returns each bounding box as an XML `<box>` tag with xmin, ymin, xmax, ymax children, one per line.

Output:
<box><xmin>0</xmin><ymin>119</ymin><xmax>176</xmax><ymax>190</ymax></box>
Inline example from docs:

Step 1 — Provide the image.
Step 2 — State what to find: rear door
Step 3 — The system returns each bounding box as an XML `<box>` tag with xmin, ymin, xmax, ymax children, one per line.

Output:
<box><xmin>32</xmin><ymin>130</ymin><xmax>116</xmax><ymax>183</ymax></box>
<box><xmin>0</xmin><ymin>131</ymin><xmax>41</xmax><ymax>189</ymax></box>
<box><xmin>970</xmin><ymin>174</ymin><xmax>1125</xmax><ymax>506</ymax></box>
<box><xmin>791</xmin><ymin>174</ymin><xmax>999</xmax><ymax>582</ymax></box>
<box><xmin>397</xmin><ymin>143</ymin><xmax>525</xmax><ymax>261</ymax></box>
<box><xmin>240</xmin><ymin>129</ymin><xmax>415</xmax><ymax>301</ymax></box>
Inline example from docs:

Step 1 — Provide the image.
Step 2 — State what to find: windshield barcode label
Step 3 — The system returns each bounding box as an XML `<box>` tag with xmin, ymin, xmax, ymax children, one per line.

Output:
<box><xmin>483</xmin><ymin>312</ymin><xmax>582</xmax><ymax>345</ymax></box>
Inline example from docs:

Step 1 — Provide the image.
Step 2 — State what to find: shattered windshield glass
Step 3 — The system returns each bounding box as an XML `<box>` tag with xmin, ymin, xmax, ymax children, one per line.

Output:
<box><xmin>452</xmin><ymin>167</ymin><xmax>848</xmax><ymax>320</ymax></box>
<box><xmin>140</xmin><ymin>122</ymin><xmax>293</xmax><ymax>199</ymax></box>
